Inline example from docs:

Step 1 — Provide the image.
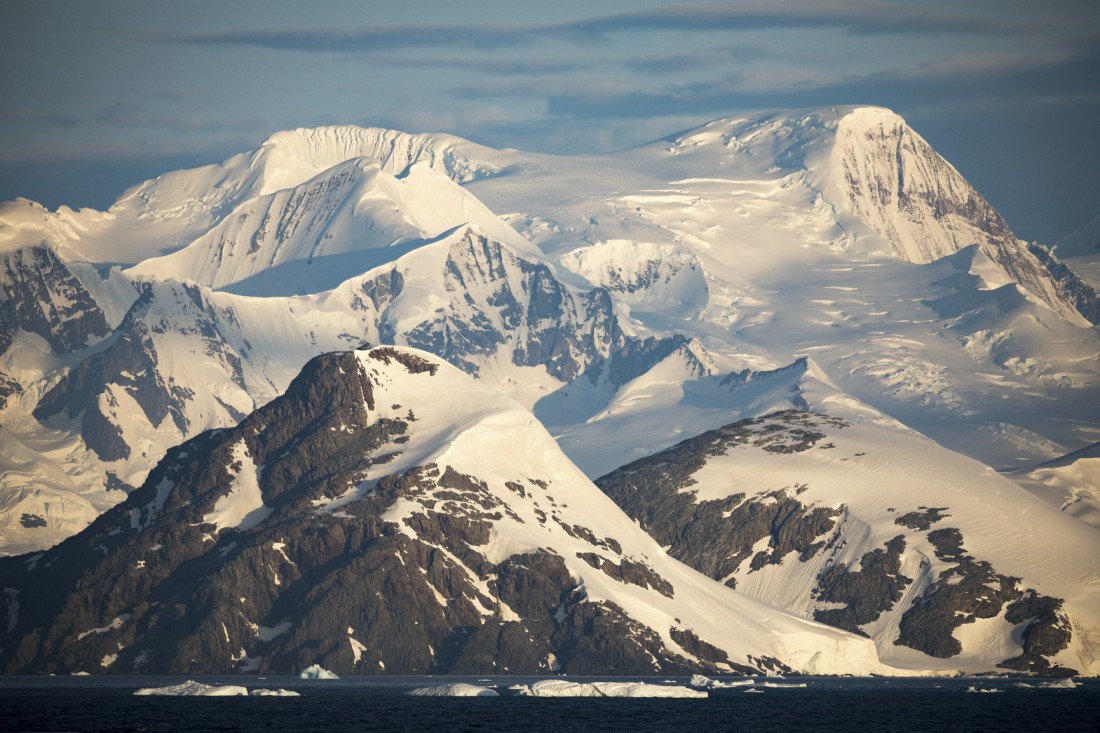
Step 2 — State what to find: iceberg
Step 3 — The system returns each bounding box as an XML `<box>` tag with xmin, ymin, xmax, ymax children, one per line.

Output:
<box><xmin>249</xmin><ymin>688</ymin><xmax>302</xmax><ymax>697</ymax></box>
<box><xmin>134</xmin><ymin>680</ymin><xmax>298</xmax><ymax>697</ymax></box>
<box><xmin>407</xmin><ymin>683</ymin><xmax>499</xmax><ymax>697</ymax></box>
<box><xmin>516</xmin><ymin>680</ymin><xmax>706</xmax><ymax>698</ymax></box>
<box><xmin>136</xmin><ymin>681</ymin><xmax>249</xmax><ymax>696</ymax></box>
<box><xmin>299</xmin><ymin>664</ymin><xmax>339</xmax><ymax>680</ymax></box>
<box><xmin>757</xmin><ymin>681</ymin><xmax>808</xmax><ymax>689</ymax></box>
<box><xmin>689</xmin><ymin>674</ymin><xmax>755</xmax><ymax>689</ymax></box>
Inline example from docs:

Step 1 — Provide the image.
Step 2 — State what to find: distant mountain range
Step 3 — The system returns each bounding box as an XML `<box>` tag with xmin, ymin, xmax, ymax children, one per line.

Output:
<box><xmin>1</xmin><ymin>106</ymin><xmax>1097</xmax><ymax>676</ymax></box>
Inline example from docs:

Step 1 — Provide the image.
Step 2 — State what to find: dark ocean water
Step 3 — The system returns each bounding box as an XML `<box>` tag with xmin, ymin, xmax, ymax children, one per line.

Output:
<box><xmin>0</xmin><ymin>675</ymin><xmax>1097</xmax><ymax>733</ymax></box>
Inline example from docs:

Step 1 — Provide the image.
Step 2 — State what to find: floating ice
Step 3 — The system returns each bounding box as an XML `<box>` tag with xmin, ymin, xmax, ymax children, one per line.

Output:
<box><xmin>689</xmin><ymin>674</ymin><xmax>755</xmax><ymax>689</ymax></box>
<box><xmin>758</xmin><ymin>681</ymin><xmax>808</xmax><ymax>689</ymax></box>
<box><xmin>248</xmin><ymin>688</ymin><xmax>301</xmax><ymax>697</ymax></box>
<box><xmin>516</xmin><ymin>680</ymin><xmax>706</xmax><ymax>698</ymax></box>
<box><xmin>298</xmin><ymin>664</ymin><xmax>339</xmax><ymax>679</ymax></box>
<box><xmin>133</xmin><ymin>680</ymin><xmax>298</xmax><ymax>697</ymax></box>
<box><xmin>407</xmin><ymin>683</ymin><xmax>499</xmax><ymax>697</ymax></box>
<box><xmin>1015</xmin><ymin>678</ymin><xmax>1078</xmax><ymax>689</ymax></box>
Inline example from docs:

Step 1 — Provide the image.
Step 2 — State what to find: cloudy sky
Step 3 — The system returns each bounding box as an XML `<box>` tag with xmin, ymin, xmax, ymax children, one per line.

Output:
<box><xmin>2</xmin><ymin>0</ymin><xmax>1097</xmax><ymax>242</ymax></box>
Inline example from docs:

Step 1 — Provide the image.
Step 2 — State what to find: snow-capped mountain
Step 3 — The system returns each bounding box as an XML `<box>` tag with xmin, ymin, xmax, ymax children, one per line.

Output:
<box><xmin>125</xmin><ymin>159</ymin><xmax>531</xmax><ymax>296</ymax></box>
<box><xmin>0</xmin><ymin>107</ymin><xmax>1097</xmax><ymax>677</ymax></box>
<box><xmin>0</xmin><ymin>346</ymin><xmax>885</xmax><ymax>676</ymax></box>
<box><xmin>0</xmin><ymin>126</ymin><xmax>505</xmax><ymax>267</ymax></box>
<box><xmin>460</xmin><ymin>107</ymin><xmax>1098</xmax><ymax>474</ymax></box>
<box><xmin>590</xmin><ymin>359</ymin><xmax>1100</xmax><ymax>675</ymax></box>
<box><xmin>1</xmin><ymin>226</ymin><xmax>706</xmax><ymax>554</ymax></box>
<box><xmin>0</xmin><ymin>245</ymin><xmax>114</xmax><ymax>354</ymax></box>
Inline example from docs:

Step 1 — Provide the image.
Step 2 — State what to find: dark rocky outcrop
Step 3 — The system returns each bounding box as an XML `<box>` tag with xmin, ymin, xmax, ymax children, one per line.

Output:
<box><xmin>813</xmin><ymin>535</ymin><xmax>911</xmax><ymax>635</ymax></box>
<box><xmin>999</xmin><ymin>592</ymin><xmax>1075</xmax><ymax>676</ymax></box>
<box><xmin>0</xmin><ymin>245</ymin><xmax>111</xmax><ymax>354</ymax></box>
<box><xmin>576</xmin><ymin>552</ymin><xmax>674</xmax><ymax>598</ymax></box>
<box><xmin>894</xmin><ymin>527</ymin><xmax>1073</xmax><ymax>674</ymax></box>
<box><xmin>1027</xmin><ymin>242</ymin><xmax>1100</xmax><ymax>324</ymax></box>
<box><xmin>596</xmin><ymin>411</ymin><xmax>846</xmax><ymax>586</ymax></box>
<box><xmin>894</xmin><ymin>507</ymin><xmax>949</xmax><ymax>531</ymax></box>
<box><xmin>19</xmin><ymin>514</ymin><xmax>47</xmax><ymax>529</ymax></box>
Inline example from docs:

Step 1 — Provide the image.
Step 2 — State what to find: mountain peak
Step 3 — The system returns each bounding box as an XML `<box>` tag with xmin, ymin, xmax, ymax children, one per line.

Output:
<box><xmin>253</xmin><ymin>124</ymin><xmax>501</xmax><ymax>196</ymax></box>
<box><xmin>124</xmin><ymin>153</ymin><xmax>532</xmax><ymax>296</ymax></box>
<box><xmin>0</xmin><ymin>345</ymin><xmax>887</xmax><ymax>676</ymax></box>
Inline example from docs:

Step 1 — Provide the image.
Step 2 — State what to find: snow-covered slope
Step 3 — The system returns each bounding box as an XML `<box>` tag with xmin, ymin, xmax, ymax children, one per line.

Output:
<box><xmin>0</xmin><ymin>346</ymin><xmax>887</xmax><ymax>676</ymax></box>
<box><xmin>126</xmin><ymin>159</ymin><xmax>532</xmax><ymax>296</ymax></box>
<box><xmin>593</xmin><ymin>368</ymin><xmax>1100</xmax><ymax>675</ymax></box>
<box><xmin>459</xmin><ymin>108</ymin><xmax>1098</xmax><ymax>473</ymax></box>
<box><xmin>1</xmin><ymin>228</ymin><xmax>708</xmax><ymax>553</ymax></box>
<box><xmin>0</xmin><ymin>126</ymin><xmax>510</xmax><ymax>266</ymax></box>
<box><xmin>1007</xmin><ymin>442</ymin><xmax>1100</xmax><ymax>529</ymax></box>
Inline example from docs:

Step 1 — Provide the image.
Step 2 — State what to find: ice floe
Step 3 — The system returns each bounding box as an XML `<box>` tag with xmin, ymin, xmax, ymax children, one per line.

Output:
<box><xmin>406</xmin><ymin>683</ymin><xmax>499</xmax><ymax>697</ymax></box>
<box><xmin>515</xmin><ymin>680</ymin><xmax>706</xmax><ymax>698</ymax></box>
<box><xmin>134</xmin><ymin>680</ymin><xmax>299</xmax><ymax>697</ymax></box>
<box><xmin>298</xmin><ymin>664</ymin><xmax>339</xmax><ymax>679</ymax></box>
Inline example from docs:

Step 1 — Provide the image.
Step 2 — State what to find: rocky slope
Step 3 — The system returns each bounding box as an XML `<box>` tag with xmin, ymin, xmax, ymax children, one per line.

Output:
<box><xmin>0</xmin><ymin>346</ymin><xmax>885</xmax><ymax>676</ymax></box>
<box><xmin>0</xmin><ymin>245</ymin><xmax>113</xmax><ymax>355</ymax></box>
<box><xmin>595</xmin><ymin>407</ymin><xmax>1100</xmax><ymax>676</ymax></box>
<box><xmin>1</xmin><ymin>228</ymin><xmax>710</xmax><ymax>554</ymax></box>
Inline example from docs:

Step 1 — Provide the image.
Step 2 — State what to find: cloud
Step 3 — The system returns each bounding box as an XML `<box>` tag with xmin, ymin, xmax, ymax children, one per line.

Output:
<box><xmin>536</xmin><ymin>43</ymin><xmax>1100</xmax><ymax>120</ymax></box>
<box><xmin>382</xmin><ymin>56</ymin><xmax>591</xmax><ymax>76</ymax></box>
<box><xmin>153</xmin><ymin>1</ymin><xmax>1034</xmax><ymax>55</ymax></box>
<box><xmin>559</xmin><ymin>1</ymin><xmax>1030</xmax><ymax>39</ymax></box>
<box><xmin>152</xmin><ymin>22</ymin><xmax>533</xmax><ymax>53</ymax></box>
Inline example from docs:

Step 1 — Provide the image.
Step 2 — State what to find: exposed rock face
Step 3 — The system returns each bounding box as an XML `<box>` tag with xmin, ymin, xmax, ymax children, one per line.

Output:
<box><xmin>894</xmin><ymin>507</ymin><xmax>949</xmax><ymax>531</ymax></box>
<box><xmin>894</xmin><ymin>527</ymin><xmax>1072</xmax><ymax>675</ymax></box>
<box><xmin>0</xmin><ymin>245</ymin><xmax>111</xmax><ymax>354</ymax></box>
<box><xmin>361</xmin><ymin>229</ymin><xmax>701</xmax><ymax>387</ymax></box>
<box><xmin>33</xmin><ymin>282</ymin><xmax>251</xmax><ymax>462</ymax></box>
<box><xmin>0</xmin><ymin>370</ymin><xmax>19</xmax><ymax>411</ymax></box>
<box><xmin>831</xmin><ymin>110</ymin><xmax>1079</xmax><ymax>320</ymax></box>
<box><xmin>1026</xmin><ymin>242</ymin><xmax>1100</xmax><ymax>324</ymax></box>
<box><xmin>1</xmin><ymin>347</ymin><xmax>867</xmax><ymax>676</ymax></box>
<box><xmin>813</xmin><ymin>536</ymin><xmax>911</xmax><ymax>634</ymax></box>
<box><xmin>595</xmin><ymin>411</ymin><xmax>847</xmax><ymax>586</ymax></box>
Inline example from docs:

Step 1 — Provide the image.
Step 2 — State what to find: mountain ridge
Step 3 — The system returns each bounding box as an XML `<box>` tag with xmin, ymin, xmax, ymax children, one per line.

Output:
<box><xmin>0</xmin><ymin>108</ymin><xmax>1096</xmax><ymax>677</ymax></box>
<box><xmin>0</xmin><ymin>346</ymin><xmax>887</xmax><ymax>676</ymax></box>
